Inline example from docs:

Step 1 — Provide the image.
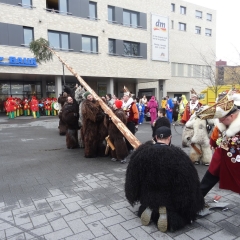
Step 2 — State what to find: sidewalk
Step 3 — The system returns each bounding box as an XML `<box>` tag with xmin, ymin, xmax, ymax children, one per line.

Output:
<box><xmin>0</xmin><ymin>117</ymin><xmax>239</xmax><ymax>240</ymax></box>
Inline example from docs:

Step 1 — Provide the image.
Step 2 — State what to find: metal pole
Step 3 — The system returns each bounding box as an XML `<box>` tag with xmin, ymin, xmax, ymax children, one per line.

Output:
<box><xmin>62</xmin><ymin>63</ymin><xmax>66</xmax><ymax>86</ymax></box>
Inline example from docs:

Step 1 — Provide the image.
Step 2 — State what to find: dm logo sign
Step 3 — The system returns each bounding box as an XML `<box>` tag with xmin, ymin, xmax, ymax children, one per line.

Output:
<box><xmin>0</xmin><ymin>56</ymin><xmax>37</xmax><ymax>67</ymax></box>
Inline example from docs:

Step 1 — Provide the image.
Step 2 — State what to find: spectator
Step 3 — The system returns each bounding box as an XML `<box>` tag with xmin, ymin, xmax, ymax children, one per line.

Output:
<box><xmin>147</xmin><ymin>96</ymin><xmax>158</xmax><ymax>125</ymax></box>
<box><xmin>166</xmin><ymin>96</ymin><xmax>174</xmax><ymax>123</ymax></box>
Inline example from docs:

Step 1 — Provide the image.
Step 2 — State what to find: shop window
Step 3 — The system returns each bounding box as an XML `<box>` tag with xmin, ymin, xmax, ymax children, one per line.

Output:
<box><xmin>123</xmin><ymin>41</ymin><xmax>139</xmax><ymax>56</ymax></box>
<box><xmin>46</xmin><ymin>0</ymin><xmax>69</xmax><ymax>14</ymax></box>
<box><xmin>89</xmin><ymin>2</ymin><xmax>97</xmax><ymax>19</ymax></box>
<box><xmin>82</xmin><ymin>36</ymin><xmax>98</xmax><ymax>53</ymax></box>
<box><xmin>11</xmin><ymin>83</ymin><xmax>23</xmax><ymax>95</ymax></box>
<box><xmin>48</xmin><ymin>31</ymin><xmax>69</xmax><ymax>50</ymax></box>
<box><xmin>123</xmin><ymin>10</ymin><xmax>139</xmax><ymax>28</ymax></box>
<box><xmin>46</xmin><ymin>80</ymin><xmax>55</xmax><ymax>97</ymax></box>
<box><xmin>0</xmin><ymin>82</ymin><xmax>10</xmax><ymax>95</ymax></box>
<box><xmin>23</xmin><ymin>27</ymin><xmax>34</xmax><ymax>46</ymax></box>
<box><xmin>108</xmin><ymin>39</ymin><xmax>116</xmax><ymax>54</ymax></box>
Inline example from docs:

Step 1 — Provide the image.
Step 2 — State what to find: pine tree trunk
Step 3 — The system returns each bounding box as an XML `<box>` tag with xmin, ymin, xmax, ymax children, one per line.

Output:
<box><xmin>51</xmin><ymin>50</ymin><xmax>141</xmax><ymax>149</ymax></box>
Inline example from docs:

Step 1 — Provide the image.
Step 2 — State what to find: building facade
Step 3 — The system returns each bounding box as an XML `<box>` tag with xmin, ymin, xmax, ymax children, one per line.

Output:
<box><xmin>216</xmin><ymin>60</ymin><xmax>240</xmax><ymax>85</ymax></box>
<box><xmin>0</xmin><ymin>0</ymin><xmax>216</xmax><ymax>112</ymax></box>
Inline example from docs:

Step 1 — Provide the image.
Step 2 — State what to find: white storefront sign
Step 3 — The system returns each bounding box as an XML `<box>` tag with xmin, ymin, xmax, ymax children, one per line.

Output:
<box><xmin>151</xmin><ymin>14</ymin><xmax>169</xmax><ymax>62</ymax></box>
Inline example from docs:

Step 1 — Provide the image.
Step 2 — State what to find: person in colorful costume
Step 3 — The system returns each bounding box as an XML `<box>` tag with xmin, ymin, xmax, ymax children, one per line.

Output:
<box><xmin>147</xmin><ymin>96</ymin><xmax>158</xmax><ymax>125</ymax></box>
<box><xmin>178</xmin><ymin>95</ymin><xmax>188</xmax><ymax>121</ymax></box>
<box><xmin>181</xmin><ymin>90</ymin><xmax>202</xmax><ymax>124</ymax></box>
<box><xmin>22</xmin><ymin>98</ymin><xmax>30</xmax><ymax>116</ymax></box>
<box><xmin>51</xmin><ymin>97</ymin><xmax>58</xmax><ymax>116</ymax></box>
<box><xmin>6</xmin><ymin>97</ymin><xmax>16</xmax><ymax>119</ymax></box>
<box><xmin>137</xmin><ymin>99</ymin><xmax>145</xmax><ymax>124</ymax></box>
<box><xmin>165</xmin><ymin>96</ymin><xmax>174</xmax><ymax>123</ymax></box>
<box><xmin>44</xmin><ymin>98</ymin><xmax>51</xmax><ymax>116</ymax></box>
<box><xmin>122</xmin><ymin>87</ymin><xmax>139</xmax><ymax>152</ymax></box>
<box><xmin>197</xmin><ymin>92</ymin><xmax>240</xmax><ymax>196</ymax></box>
<box><xmin>30</xmin><ymin>96</ymin><xmax>40</xmax><ymax>118</ymax></box>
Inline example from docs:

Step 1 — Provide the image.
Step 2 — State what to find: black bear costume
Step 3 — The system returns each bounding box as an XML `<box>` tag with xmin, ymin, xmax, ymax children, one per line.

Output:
<box><xmin>62</xmin><ymin>97</ymin><xmax>79</xmax><ymax>149</ymax></box>
<box><xmin>125</xmin><ymin>142</ymin><xmax>204</xmax><ymax>231</ymax></box>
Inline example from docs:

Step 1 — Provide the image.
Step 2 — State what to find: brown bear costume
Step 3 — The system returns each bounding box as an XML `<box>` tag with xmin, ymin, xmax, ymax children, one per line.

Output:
<box><xmin>81</xmin><ymin>93</ymin><xmax>107</xmax><ymax>158</ymax></box>
<box><xmin>104</xmin><ymin>103</ymin><xmax>128</xmax><ymax>161</ymax></box>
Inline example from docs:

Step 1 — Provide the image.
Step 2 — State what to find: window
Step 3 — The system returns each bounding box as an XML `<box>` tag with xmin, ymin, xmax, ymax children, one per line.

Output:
<box><xmin>123</xmin><ymin>41</ymin><xmax>139</xmax><ymax>56</ymax></box>
<box><xmin>180</xmin><ymin>6</ymin><xmax>186</xmax><ymax>15</ymax></box>
<box><xmin>46</xmin><ymin>0</ymin><xmax>68</xmax><ymax>14</ymax></box>
<box><xmin>205</xmin><ymin>28</ymin><xmax>212</xmax><ymax>36</ymax></box>
<box><xmin>48</xmin><ymin>31</ymin><xmax>69</xmax><ymax>50</ymax></box>
<box><xmin>82</xmin><ymin>36</ymin><xmax>98</xmax><ymax>53</ymax></box>
<box><xmin>171</xmin><ymin>3</ymin><xmax>175</xmax><ymax>12</ymax></box>
<box><xmin>187</xmin><ymin>65</ymin><xmax>192</xmax><ymax>77</ymax></box>
<box><xmin>179</xmin><ymin>22</ymin><xmax>186</xmax><ymax>31</ymax></box>
<box><xmin>207</xmin><ymin>13</ymin><xmax>212</xmax><ymax>21</ymax></box>
<box><xmin>193</xmin><ymin>65</ymin><xmax>201</xmax><ymax>77</ymax></box>
<box><xmin>108</xmin><ymin>6</ymin><xmax>115</xmax><ymax>22</ymax></box>
<box><xmin>171</xmin><ymin>20</ymin><xmax>174</xmax><ymax>29</ymax></box>
<box><xmin>123</xmin><ymin>10</ymin><xmax>139</xmax><ymax>27</ymax></box>
<box><xmin>23</xmin><ymin>27</ymin><xmax>34</xmax><ymax>46</ymax></box>
<box><xmin>171</xmin><ymin>63</ymin><xmax>177</xmax><ymax>76</ymax></box>
<box><xmin>195</xmin><ymin>10</ymin><xmax>202</xmax><ymax>19</ymax></box>
<box><xmin>89</xmin><ymin>2</ymin><xmax>97</xmax><ymax>19</ymax></box>
<box><xmin>195</xmin><ymin>26</ymin><xmax>201</xmax><ymax>34</ymax></box>
<box><xmin>178</xmin><ymin>63</ymin><xmax>184</xmax><ymax>76</ymax></box>
<box><xmin>108</xmin><ymin>39</ymin><xmax>116</xmax><ymax>54</ymax></box>
<box><xmin>22</xmin><ymin>0</ymin><xmax>32</xmax><ymax>8</ymax></box>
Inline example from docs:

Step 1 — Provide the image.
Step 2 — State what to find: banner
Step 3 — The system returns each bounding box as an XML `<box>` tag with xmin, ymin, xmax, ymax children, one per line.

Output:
<box><xmin>151</xmin><ymin>14</ymin><xmax>169</xmax><ymax>61</ymax></box>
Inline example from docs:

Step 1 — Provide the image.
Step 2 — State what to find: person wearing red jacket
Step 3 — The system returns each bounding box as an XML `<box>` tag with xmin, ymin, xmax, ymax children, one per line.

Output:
<box><xmin>122</xmin><ymin>90</ymin><xmax>139</xmax><ymax>153</ymax></box>
<box><xmin>22</xmin><ymin>98</ymin><xmax>30</xmax><ymax>116</ymax></box>
<box><xmin>6</xmin><ymin>97</ymin><xmax>16</xmax><ymax>119</ymax></box>
<box><xmin>30</xmin><ymin>96</ymin><xmax>40</xmax><ymax>118</ymax></box>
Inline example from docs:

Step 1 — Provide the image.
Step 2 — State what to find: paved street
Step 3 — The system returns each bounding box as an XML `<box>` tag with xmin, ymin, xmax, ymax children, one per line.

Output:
<box><xmin>0</xmin><ymin>115</ymin><xmax>240</xmax><ymax>240</ymax></box>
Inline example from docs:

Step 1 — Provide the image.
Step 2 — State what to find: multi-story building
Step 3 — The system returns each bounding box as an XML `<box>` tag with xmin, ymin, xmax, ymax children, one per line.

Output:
<box><xmin>0</xmin><ymin>0</ymin><xmax>216</xmax><ymax>112</ymax></box>
<box><xmin>216</xmin><ymin>60</ymin><xmax>240</xmax><ymax>85</ymax></box>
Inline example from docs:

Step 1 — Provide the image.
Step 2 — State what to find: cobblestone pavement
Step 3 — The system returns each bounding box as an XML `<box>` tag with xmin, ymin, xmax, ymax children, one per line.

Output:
<box><xmin>0</xmin><ymin>116</ymin><xmax>240</xmax><ymax>240</ymax></box>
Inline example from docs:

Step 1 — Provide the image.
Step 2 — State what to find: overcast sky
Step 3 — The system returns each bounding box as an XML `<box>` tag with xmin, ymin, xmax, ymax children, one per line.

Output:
<box><xmin>186</xmin><ymin>0</ymin><xmax>240</xmax><ymax>65</ymax></box>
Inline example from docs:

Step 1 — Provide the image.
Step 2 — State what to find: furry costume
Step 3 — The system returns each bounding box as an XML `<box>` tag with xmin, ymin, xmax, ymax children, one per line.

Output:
<box><xmin>184</xmin><ymin>108</ymin><xmax>214</xmax><ymax>165</ymax></box>
<box><xmin>125</xmin><ymin>142</ymin><xmax>204</xmax><ymax>231</ymax></box>
<box><xmin>104</xmin><ymin>109</ymin><xmax>128</xmax><ymax>161</ymax></box>
<box><xmin>58</xmin><ymin>94</ymin><xmax>68</xmax><ymax>135</ymax></box>
<box><xmin>75</xmin><ymin>86</ymin><xmax>86</xmax><ymax>147</ymax></box>
<box><xmin>62</xmin><ymin>101</ymin><xmax>79</xmax><ymax>149</ymax></box>
<box><xmin>81</xmin><ymin>99</ymin><xmax>107</xmax><ymax>158</ymax></box>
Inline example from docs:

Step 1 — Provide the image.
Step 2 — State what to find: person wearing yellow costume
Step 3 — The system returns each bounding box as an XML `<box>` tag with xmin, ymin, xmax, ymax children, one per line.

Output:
<box><xmin>178</xmin><ymin>95</ymin><xmax>188</xmax><ymax>121</ymax></box>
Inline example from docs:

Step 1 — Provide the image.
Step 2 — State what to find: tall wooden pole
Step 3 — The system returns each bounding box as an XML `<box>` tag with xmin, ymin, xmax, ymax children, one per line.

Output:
<box><xmin>51</xmin><ymin>50</ymin><xmax>141</xmax><ymax>149</ymax></box>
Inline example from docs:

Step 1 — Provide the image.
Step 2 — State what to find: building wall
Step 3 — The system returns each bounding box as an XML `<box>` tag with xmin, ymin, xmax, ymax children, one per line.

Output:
<box><xmin>0</xmin><ymin>0</ymin><xmax>216</xmax><ymax>99</ymax></box>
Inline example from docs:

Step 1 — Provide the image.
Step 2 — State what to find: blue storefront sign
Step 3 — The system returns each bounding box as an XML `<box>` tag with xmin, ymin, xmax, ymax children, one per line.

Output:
<box><xmin>0</xmin><ymin>56</ymin><xmax>37</xmax><ymax>67</ymax></box>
